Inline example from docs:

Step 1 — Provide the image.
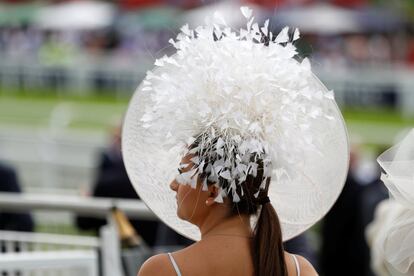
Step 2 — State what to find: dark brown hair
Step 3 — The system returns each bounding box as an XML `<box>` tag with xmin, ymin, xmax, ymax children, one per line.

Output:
<box><xmin>190</xmin><ymin>136</ymin><xmax>287</xmax><ymax>276</ymax></box>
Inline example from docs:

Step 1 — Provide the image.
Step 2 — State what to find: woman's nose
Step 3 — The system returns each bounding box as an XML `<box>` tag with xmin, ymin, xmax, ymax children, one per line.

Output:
<box><xmin>170</xmin><ymin>180</ymin><xmax>178</xmax><ymax>192</ymax></box>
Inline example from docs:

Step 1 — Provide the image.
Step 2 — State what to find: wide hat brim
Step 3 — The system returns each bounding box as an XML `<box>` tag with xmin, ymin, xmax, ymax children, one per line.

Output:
<box><xmin>123</xmin><ymin>72</ymin><xmax>349</xmax><ymax>242</ymax></box>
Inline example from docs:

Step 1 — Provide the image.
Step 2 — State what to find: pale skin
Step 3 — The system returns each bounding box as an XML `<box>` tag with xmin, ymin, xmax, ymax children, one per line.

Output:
<box><xmin>138</xmin><ymin>154</ymin><xmax>318</xmax><ymax>276</ymax></box>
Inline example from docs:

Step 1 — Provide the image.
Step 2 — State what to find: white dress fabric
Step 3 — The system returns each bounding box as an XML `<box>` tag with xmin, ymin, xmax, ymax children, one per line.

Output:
<box><xmin>366</xmin><ymin>129</ymin><xmax>414</xmax><ymax>276</ymax></box>
<box><xmin>167</xmin><ymin>253</ymin><xmax>182</xmax><ymax>276</ymax></box>
<box><xmin>292</xmin><ymin>254</ymin><xmax>301</xmax><ymax>276</ymax></box>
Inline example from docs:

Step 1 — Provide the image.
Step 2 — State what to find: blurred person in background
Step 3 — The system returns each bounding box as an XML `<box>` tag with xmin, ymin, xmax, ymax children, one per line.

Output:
<box><xmin>76</xmin><ymin>121</ymin><xmax>192</xmax><ymax>248</ymax></box>
<box><xmin>320</xmin><ymin>145</ymin><xmax>389</xmax><ymax>276</ymax></box>
<box><xmin>407</xmin><ymin>31</ymin><xmax>414</xmax><ymax>66</ymax></box>
<box><xmin>358</xmin><ymin>147</ymin><xmax>389</xmax><ymax>276</ymax></box>
<box><xmin>344</xmin><ymin>35</ymin><xmax>370</xmax><ymax>67</ymax></box>
<box><xmin>76</xmin><ymin>121</ymin><xmax>160</xmax><ymax>246</ymax></box>
<box><xmin>0</xmin><ymin>161</ymin><xmax>34</xmax><ymax>232</ymax></box>
<box><xmin>319</xmin><ymin>145</ymin><xmax>367</xmax><ymax>276</ymax></box>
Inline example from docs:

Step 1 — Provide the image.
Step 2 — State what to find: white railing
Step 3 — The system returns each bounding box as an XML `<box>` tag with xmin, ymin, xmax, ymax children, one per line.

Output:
<box><xmin>0</xmin><ymin>193</ymin><xmax>155</xmax><ymax>219</ymax></box>
<box><xmin>0</xmin><ymin>250</ymin><xmax>98</xmax><ymax>276</ymax></box>
<box><xmin>0</xmin><ymin>55</ymin><xmax>150</xmax><ymax>98</ymax></box>
<box><xmin>0</xmin><ymin>193</ymin><xmax>156</xmax><ymax>276</ymax></box>
<box><xmin>0</xmin><ymin>230</ymin><xmax>100</xmax><ymax>250</ymax></box>
<box><xmin>316</xmin><ymin>66</ymin><xmax>414</xmax><ymax>117</ymax></box>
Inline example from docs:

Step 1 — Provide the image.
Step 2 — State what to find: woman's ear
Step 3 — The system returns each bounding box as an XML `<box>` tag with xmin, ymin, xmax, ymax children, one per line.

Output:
<box><xmin>205</xmin><ymin>185</ymin><xmax>219</xmax><ymax>206</ymax></box>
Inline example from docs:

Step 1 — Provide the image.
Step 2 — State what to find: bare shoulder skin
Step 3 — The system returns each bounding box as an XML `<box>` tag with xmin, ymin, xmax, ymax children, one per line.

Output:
<box><xmin>139</xmin><ymin>247</ymin><xmax>318</xmax><ymax>276</ymax></box>
<box><xmin>138</xmin><ymin>254</ymin><xmax>176</xmax><ymax>276</ymax></box>
<box><xmin>172</xmin><ymin>237</ymin><xmax>253</xmax><ymax>276</ymax></box>
<box><xmin>295</xmin><ymin>255</ymin><xmax>319</xmax><ymax>276</ymax></box>
<box><xmin>285</xmin><ymin>252</ymin><xmax>319</xmax><ymax>276</ymax></box>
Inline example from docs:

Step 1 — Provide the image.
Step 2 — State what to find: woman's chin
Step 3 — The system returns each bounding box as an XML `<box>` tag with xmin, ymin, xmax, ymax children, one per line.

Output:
<box><xmin>177</xmin><ymin>211</ymin><xmax>192</xmax><ymax>223</ymax></box>
<box><xmin>176</xmin><ymin>209</ymin><xmax>185</xmax><ymax>220</ymax></box>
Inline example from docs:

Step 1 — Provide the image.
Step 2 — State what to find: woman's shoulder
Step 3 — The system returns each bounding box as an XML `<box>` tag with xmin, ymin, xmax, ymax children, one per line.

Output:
<box><xmin>285</xmin><ymin>252</ymin><xmax>319</xmax><ymax>276</ymax></box>
<box><xmin>295</xmin><ymin>255</ymin><xmax>318</xmax><ymax>275</ymax></box>
<box><xmin>137</xmin><ymin>253</ymin><xmax>177</xmax><ymax>276</ymax></box>
<box><xmin>138</xmin><ymin>245</ymin><xmax>198</xmax><ymax>276</ymax></box>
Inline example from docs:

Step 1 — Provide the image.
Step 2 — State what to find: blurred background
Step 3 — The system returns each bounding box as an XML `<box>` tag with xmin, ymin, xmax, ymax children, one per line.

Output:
<box><xmin>0</xmin><ymin>0</ymin><xmax>413</xmax><ymax>275</ymax></box>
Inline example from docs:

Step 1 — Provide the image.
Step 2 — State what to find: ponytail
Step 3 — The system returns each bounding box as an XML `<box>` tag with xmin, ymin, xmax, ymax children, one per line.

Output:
<box><xmin>252</xmin><ymin>203</ymin><xmax>287</xmax><ymax>276</ymax></box>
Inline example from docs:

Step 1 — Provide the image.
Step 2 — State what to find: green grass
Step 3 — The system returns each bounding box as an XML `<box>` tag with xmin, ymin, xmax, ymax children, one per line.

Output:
<box><xmin>342</xmin><ymin>107</ymin><xmax>414</xmax><ymax>126</ymax></box>
<box><xmin>0</xmin><ymin>91</ymin><xmax>129</xmax><ymax>131</ymax></box>
<box><xmin>0</xmin><ymin>87</ymin><xmax>131</xmax><ymax>104</ymax></box>
<box><xmin>341</xmin><ymin>107</ymin><xmax>414</xmax><ymax>147</ymax></box>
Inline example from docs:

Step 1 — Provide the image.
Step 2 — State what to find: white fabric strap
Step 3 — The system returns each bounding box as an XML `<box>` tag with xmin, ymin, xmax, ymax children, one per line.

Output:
<box><xmin>291</xmin><ymin>254</ymin><xmax>301</xmax><ymax>276</ymax></box>
<box><xmin>167</xmin><ymin>253</ymin><xmax>182</xmax><ymax>276</ymax></box>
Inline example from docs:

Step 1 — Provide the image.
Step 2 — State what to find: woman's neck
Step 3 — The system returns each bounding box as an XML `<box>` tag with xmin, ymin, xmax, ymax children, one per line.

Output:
<box><xmin>198</xmin><ymin>212</ymin><xmax>252</xmax><ymax>239</ymax></box>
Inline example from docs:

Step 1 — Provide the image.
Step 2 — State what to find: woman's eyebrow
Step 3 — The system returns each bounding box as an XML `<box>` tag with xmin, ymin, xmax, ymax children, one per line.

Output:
<box><xmin>178</xmin><ymin>162</ymin><xmax>194</xmax><ymax>173</ymax></box>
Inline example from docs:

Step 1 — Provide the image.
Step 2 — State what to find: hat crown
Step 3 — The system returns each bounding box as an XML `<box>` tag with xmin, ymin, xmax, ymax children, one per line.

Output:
<box><xmin>140</xmin><ymin>8</ymin><xmax>335</xmax><ymax>188</ymax></box>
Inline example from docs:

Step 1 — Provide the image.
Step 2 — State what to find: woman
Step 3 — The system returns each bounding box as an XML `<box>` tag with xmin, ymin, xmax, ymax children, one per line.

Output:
<box><xmin>139</xmin><ymin>151</ymin><xmax>317</xmax><ymax>276</ymax></box>
<box><xmin>123</xmin><ymin>7</ymin><xmax>349</xmax><ymax>276</ymax></box>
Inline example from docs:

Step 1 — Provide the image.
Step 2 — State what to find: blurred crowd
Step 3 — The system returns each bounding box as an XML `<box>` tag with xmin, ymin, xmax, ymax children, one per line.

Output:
<box><xmin>0</xmin><ymin>1</ymin><xmax>413</xmax><ymax>70</ymax></box>
<box><xmin>0</xmin><ymin>1</ymin><xmax>413</xmax><ymax>100</ymax></box>
<box><xmin>308</xmin><ymin>34</ymin><xmax>410</xmax><ymax>68</ymax></box>
<box><xmin>0</xmin><ymin>26</ymin><xmax>173</xmax><ymax>65</ymax></box>
<box><xmin>1</xmin><ymin>24</ymin><xmax>414</xmax><ymax>69</ymax></box>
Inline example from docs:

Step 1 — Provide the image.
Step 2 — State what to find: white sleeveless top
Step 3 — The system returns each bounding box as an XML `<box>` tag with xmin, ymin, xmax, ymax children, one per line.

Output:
<box><xmin>167</xmin><ymin>253</ymin><xmax>182</xmax><ymax>276</ymax></box>
<box><xmin>167</xmin><ymin>252</ymin><xmax>301</xmax><ymax>276</ymax></box>
<box><xmin>292</xmin><ymin>254</ymin><xmax>301</xmax><ymax>276</ymax></box>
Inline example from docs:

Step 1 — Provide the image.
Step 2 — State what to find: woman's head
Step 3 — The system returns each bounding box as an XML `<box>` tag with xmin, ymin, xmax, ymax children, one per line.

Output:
<box><xmin>169</xmin><ymin>152</ymin><xmax>237</xmax><ymax>228</ymax></box>
<box><xmin>170</xmin><ymin>132</ymin><xmax>270</xmax><ymax>221</ymax></box>
<box><xmin>170</xmin><ymin>132</ymin><xmax>287</xmax><ymax>276</ymax></box>
<box><xmin>169</xmin><ymin>153</ymin><xmax>216</xmax><ymax>223</ymax></box>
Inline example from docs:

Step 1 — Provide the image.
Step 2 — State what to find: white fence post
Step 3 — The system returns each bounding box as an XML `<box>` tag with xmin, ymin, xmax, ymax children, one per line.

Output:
<box><xmin>100</xmin><ymin>213</ymin><xmax>124</xmax><ymax>276</ymax></box>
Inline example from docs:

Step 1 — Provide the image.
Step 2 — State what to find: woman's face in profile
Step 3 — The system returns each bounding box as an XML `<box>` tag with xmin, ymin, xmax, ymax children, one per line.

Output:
<box><xmin>169</xmin><ymin>154</ymin><xmax>210</xmax><ymax>224</ymax></box>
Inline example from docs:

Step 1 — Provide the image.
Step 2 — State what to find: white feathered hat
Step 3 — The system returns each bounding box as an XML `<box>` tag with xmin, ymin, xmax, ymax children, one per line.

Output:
<box><xmin>123</xmin><ymin>7</ymin><xmax>349</xmax><ymax>241</ymax></box>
